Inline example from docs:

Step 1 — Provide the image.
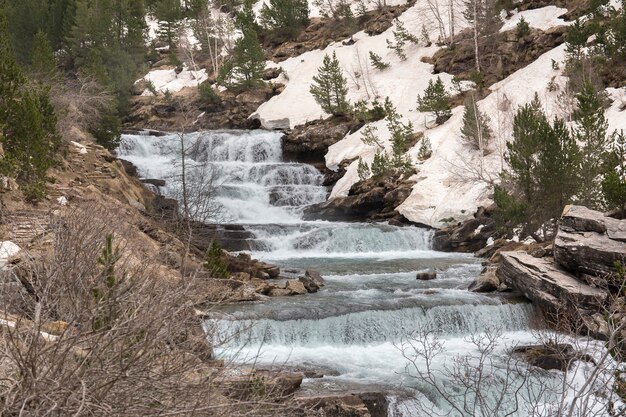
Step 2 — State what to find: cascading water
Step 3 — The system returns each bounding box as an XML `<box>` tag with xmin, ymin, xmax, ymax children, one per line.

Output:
<box><xmin>118</xmin><ymin>130</ymin><xmax>613</xmax><ymax>417</ymax></box>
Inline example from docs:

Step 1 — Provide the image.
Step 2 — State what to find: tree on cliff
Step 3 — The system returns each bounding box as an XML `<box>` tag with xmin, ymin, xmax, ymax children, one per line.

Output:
<box><xmin>310</xmin><ymin>52</ymin><xmax>350</xmax><ymax>116</ymax></box>
<box><xmin>260</xmin><ymin>0</ymin><xmax>309</xmax><ymax>40</ymax></box>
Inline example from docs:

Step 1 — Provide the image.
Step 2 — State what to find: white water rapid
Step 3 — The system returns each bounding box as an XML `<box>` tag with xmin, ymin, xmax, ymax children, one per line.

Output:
<box><xmin>118</xmin><ymin>130</ymin><xmax>621</xmax><ymax>417</ymax></box>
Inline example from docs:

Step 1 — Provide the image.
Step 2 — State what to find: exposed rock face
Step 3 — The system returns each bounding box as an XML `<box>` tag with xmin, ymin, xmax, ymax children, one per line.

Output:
<box><xmin>497</xmin><ymin>251</ymin><xmax>607</xmax><ymax>314</ymax></box>
<box><xmin>282</xmin><ymin>116</ymin><xmax>361</xmax><ymax>166</ymax></box>
<box><xmin>432</xmin><ymin>206</ymin><xmax>497</xmax><ymax>252</ymax></box>
<box><xmin>303</xmin><ymin>175</ymin><xmax>414</xmax><ymax>224</ymax></box>
<box><xmin>469</xmin><ymin>266</ymin><xmax>500</xmax><ymax>292</ymax></box>
<box><xmin>427</xmin><ymin>26</ymin><xmax>567</xmax><ymax>88</ymax></box>
<box><xmin>554</xmin><ymin>205</ymin><xmax>626</xmax><ymax>285</ymax></box>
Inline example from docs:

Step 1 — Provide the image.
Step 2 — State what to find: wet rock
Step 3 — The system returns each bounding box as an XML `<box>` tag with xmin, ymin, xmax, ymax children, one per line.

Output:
<box><xmin>513</xmin><ymin>343</ymin><xmax>594</xmax><ymax>371</ymax></box>
<box><xmin>299</xmin><ymin>275</ymin><xmax>320</xmax><ymax>293</ymax></box>
<box><xmin>305</xmin><ymin>269</ymin><xmax>326</xmax><ymax>287</ymax></box>
<box><xmin>269</xmin><ymin>287</ymin><xmax>292</xmax><ymax>297</ymax></box>
<box><xmin>283</xmin><ymin>117</ymin><xmax>358</xmax><ymax>165</ymax></box>
<box><xmin>223</xmin><ymin>370</ymin><xmax>303</xmax><ymax>399</ymax></box>
<box><xmin>468</xmin><ymin>267</ymin><xmax>500</xmax><ymax>292</ymax></box>
<box><xmin>416</xmin><ymin>271</ymin><xmax>437</xmax><ymax>280</ymax></box>
<box><xmin>286</xmin><ymin>279</ymin><xmax>308</xmax><ymax>295</ymax></box>
<box><xmin>140</xmin><ymin>178</ymin><xmax>166</xmax><ymax>187</ymax></box>
<box><xmin>304</xmin><ymin>175</ymin><xmax>414</xmax><ymax>223</ymax></box>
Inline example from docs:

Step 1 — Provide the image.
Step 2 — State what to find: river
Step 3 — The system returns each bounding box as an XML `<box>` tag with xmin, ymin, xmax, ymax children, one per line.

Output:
<box><xmin>117</xmin><ymin>129</ymin><xmax>616</xmax><ymax>416</ymax></box>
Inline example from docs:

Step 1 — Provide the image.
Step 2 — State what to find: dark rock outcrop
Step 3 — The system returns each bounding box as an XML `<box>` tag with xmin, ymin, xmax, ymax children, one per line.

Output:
<box><xmin>432</xmin><ymin>206</ymin><xmax>497</xmax><ymax>252</ymax></box>
<box><xmin>416</xmin><ymin>271</ymin><xmax>437</xmax><ymax>280</ymax></box>
<box><xmin>282</xmin><ymin>117</ymin><xmax>361</xmax><ymax>166</ymax></box>
<box><xmin>296</xmin><ymin>392</ymin><xmax>389</xmax><ymax>417</ymax></box>
<box><xmin>513</xmin><ymin>343</ymin><xmax>594</xmax><ymax>371</ymax></box>
<box><xmin>303</xmin><ymin>175</ymin><xmax>414</xmax><ymax>223</ymax></box>
<box><xmin>554</xmin><ymin>205</ymin><xmax>626</xmax><ymax>285</ymax></box>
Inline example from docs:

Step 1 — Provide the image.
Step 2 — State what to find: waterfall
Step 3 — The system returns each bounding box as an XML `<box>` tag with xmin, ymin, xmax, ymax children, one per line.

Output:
<box><xmin>118</xmin><ymin>130</ymin><xmax>327</xmax><ymax>224</ymax></box>
<box><xmin>116</xmin><ymin>130</ymin><xmax>614</xmax><ymax>417</ymax></box>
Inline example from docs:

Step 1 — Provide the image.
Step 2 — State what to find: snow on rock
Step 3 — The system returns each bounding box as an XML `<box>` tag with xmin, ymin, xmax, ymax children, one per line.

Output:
<box><xmin>0</xmin><ymin>241</ymin><xmax>21</xmax><ymax>270</ymax></box>
<box><xmin>70</xmin><ymin>141</ymin><xmax>88</xmax><ymax>154</ymax></box>
<box><xmin>138</xmin><ymin>64</ymin><xmax>208</xmax><ymax>94</ymax></box>
<box><xmin>500</xmin><ymin>6</ymin><xmax>571</xmax><ymax>32</ymax></box>
<box><xmin>606</xmin><ymin>87</ymin><xmax>626</xmax><ymax>133</ymax></box>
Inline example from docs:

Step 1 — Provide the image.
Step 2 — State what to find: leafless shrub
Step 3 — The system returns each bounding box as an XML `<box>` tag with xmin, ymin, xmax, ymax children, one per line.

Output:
<box><xmin>0</xmin><ymin>204</ymin><xmax>294</xmax><ymax>416</ymax></box>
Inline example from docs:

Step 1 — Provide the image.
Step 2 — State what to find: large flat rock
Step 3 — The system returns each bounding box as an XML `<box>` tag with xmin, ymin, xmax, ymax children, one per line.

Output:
<box><xmin>554</xmin><ymin>205</ymin><xmax>626</xmax><ymax>280</ymax></box>
<box><xmin>498</xmin><ymin>252</ymin><xmax>606</xmax><ymax>313</ymax></box>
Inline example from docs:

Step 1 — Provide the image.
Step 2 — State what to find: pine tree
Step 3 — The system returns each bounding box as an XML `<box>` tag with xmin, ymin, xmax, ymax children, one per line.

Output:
<box><xmin>516</xmin><ymin>16</ymin><xmax>530</xmax><ymax>38</ymax></box>
<box><xmin>218</xmin><ymin>28</ymin><xmax>265</xmax><ymax>89</ymax></box>
<box><xmin>460</xmin><ymin>94</ymin><xmax>492</xmax><ymax>153</ymax></box>
<box><xmin>260</xmin><ymin>0</ymin><xmax>309</xmax><ymax>39</ymax></box>
<box><xmin>565</xmin><ymin>19</ymin><xmax>587</xmax><ymax>62</ymax></box>
<box><xmin>497</xmin><ymin>95</ymin><xmax>582</xmax><ymax>238</ymax></box>
<box><xmin>310</xmin><ymin>51</ymin><xmax>350</xmax><ymax>116</ymax></box>
<box><xmin>357</xmin><ymin>157</ymin><xmax>371</xmax><ymax>181</ymax></box>
<box><xmin>155</xmin><ymin>0</ymin><xmax>182</xmax><ymax>48</ymax></box>
<box><xmin>369</xmin><ymin>51</ymin><xmax>389</xmax><ymax>70</ymax></box>
<box><xmin>371</xmin><ymin>151</ymin><xmax>390</xmax><ymax>177</ymax></box>
<box><xmin>384</xmin><ymin>99</ymin><xmax>414</xmax><ymax>171</ymax></box>
<box><xmin>416</xmin><ymin>77</ymin><xmax>451</xmax><ymax>125</ymax></box>
<box><xmin>30</xmin><ymin>30</ymin><xmax>59</xmax><ymax>80</ymax></box>
<box><xmin>0</xmin><ymin>11</ymin><xmax>60</xmax><ymax>200</ymax></box>
<box><xmin>573</xmin><ymin>82</ymin><xmax>611</xmax><ymax>207</ymax></box>
<box><xmin>602</xmin><ymin>131</ymin><xmax>626</xmax><ymax>214</ymax></box>
<box><xmin>418</xmin><ymin>137</ymin><xmax>432</xmax><ymax>160</ymax></box>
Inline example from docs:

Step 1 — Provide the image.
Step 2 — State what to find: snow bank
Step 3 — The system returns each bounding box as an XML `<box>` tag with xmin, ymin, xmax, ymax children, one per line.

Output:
<box><xmin>606</xmin><ymin>87</ymin><xmax>626</xmax><ymax>133</ymax></box>
<box><xmin>0</xmin><ymin>241</ymin><xmax>21</xmax><ymax>269</ymax></box>
<box><xmin>500</xmin><ymin>6</ymin><xmax>570</xmax><ymax>32</ymax></box>
<box><xmin>138</xmin><ymin>64</ymin><xmax>208</xmax><ymax>94</ymax></box>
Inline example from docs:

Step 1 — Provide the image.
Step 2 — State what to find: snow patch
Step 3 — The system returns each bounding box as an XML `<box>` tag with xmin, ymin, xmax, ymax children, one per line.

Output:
<box><xmin>500</xmin><ymin>6</ymin><xmax>571</xmax><ymax>32</ymax></box>
<box><xmin>0</xmin><ymin>241</ymin><xmax>21</xmax><ymax>269</ymax></box>
<box><xmin>138</xmin><ymin>64</ymin><xmax>208</xmax><ymax>94</ymax></box>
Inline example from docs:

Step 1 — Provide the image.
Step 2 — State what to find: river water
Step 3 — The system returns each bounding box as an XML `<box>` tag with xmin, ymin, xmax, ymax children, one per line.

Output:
<box><xmin>118</xmin><ymin>130</ymin><xmax>619</xmax><ymax>416</ymax></box>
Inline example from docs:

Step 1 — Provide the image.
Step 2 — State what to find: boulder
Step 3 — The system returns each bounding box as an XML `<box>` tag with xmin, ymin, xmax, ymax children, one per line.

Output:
<box><xmin>554</xmin><ymin>205</ymin><xmax>626</xmax><ymax>283</ymax></box>
<box><xmin>468</xmin><ymin>267</ymin><xmax>500</xmax><ymax>292</ymax></box>
<box><xmin>296</xmin><ymin>393</ymin><xmax>371</xmax><ymax>417</ymax></box>
<box><xmin>305</xmin><ymin>269</ymin><xmax>325</xmax><ymax>287</ymax></box>
<box><xmin>513</xmin><ymin>343</ymin><xmax>594</xmax><ymax>371</ymax></box>
<box><xmin>286</xmin><ymin>279</ymin><xmax>308</xmax><ymax>295</ymax></box>
<box><xmin>432</xmin><ymin>207</ymin><xmax>497</xmax><ymax>253</ymax></box>
<box><xmin>416</xmin><ymin>271</ymin><xmax>437</xmax><ymax>280</ymax></box>
<box><xmin>497</xmin><ymin>252</ymin><xmax>607</xmax><ymax>314</ymax></box>
<box><xmin>222</xmin><ymin>370</ymin><xmax>303</xmax><ymax>399</ymax></box>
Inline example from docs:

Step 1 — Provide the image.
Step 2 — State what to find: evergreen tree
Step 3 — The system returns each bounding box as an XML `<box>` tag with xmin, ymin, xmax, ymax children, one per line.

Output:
<box><xmin>572</xmin><ymin>81</ymin><xmax>611</xmax><ymax>207</ymax></box>
<box><xmin>497</xmin><ymin>96</ymin><xmax>582</xmax><ymax>238</ymax></box>
<box><xmin>602</xmin><ymin>131</ymin><xmax>626</xmax><ymax>214</ymax></box>
<box><xmin>217</xmin><ymin>28</ymin><xmax>265</xmax><ymax>89</ymax></box>
<box><xmin>30</xmin><ymin>30</ymin><xmax>59</xmax><ymax>80</ymax></box>
<box><xmin>371</xmin><ymin>151</ymin><xmax>390</xmax><ymax>177</ymax></box>
<box><xmin>460</xmin><ymin>94</ymin><xmax>492</xmax><ymax>152</ymax></box>
<box><xmin>357</xmin><ymin>157</ymin><xmax>371</xmax><ymax>181</ymax></box>
<box><xmin>384</xmin><ymin>99</ymin><xmax>414</xmax><ymax>172</ymax></box>
<box><xmin>155</xmin><ymin>0</ymin><xmax>182</xmax><ymax>48</ymax></box>
<box><xmin>0</xmin><ymin>13</ymin><xmax>60</xmax><ymax>200</ymax></box>
<box><xmin>260</xmin><ymin>0</ymin><xmax>309</xmax><ymax>40</ymax></box>
<box><xmin>235</xmin><ymin>0</ymin><xmax>261</xmax><ymax>34</ymax></box>
<box><xmin>369</xmin><ymin>51</ymin><xmax>389</xmax><ymax>70</ymax></box>
<box><xmin>417</xmin><ymin>137</ymin><xmax>432</xmax><ymax>160</ymax></box>
<box><xmin>310</xmin><ymin>52</ymin><xmax>350</xmax><ymax>116</ymax></box>
<box><xmin>416</xmin><ymin>76</ymin><xmax>451</xmax><ymax>125</ymax></box>
<box><xmin>565</xmin><ymin>19</ymin><xmax>587</xmax><ymax>62</ymax></box>
<box><xmin>516</xmin><ymin>16</ymin><xmax>530</xmax><ymax>38</ymax></box>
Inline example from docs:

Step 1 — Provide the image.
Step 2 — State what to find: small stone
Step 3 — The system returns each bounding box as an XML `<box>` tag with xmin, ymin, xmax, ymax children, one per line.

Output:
<box><xmin>416</xmin><ymin>271</ymin><xmax>437</xmax><ymax>280</ymax></box>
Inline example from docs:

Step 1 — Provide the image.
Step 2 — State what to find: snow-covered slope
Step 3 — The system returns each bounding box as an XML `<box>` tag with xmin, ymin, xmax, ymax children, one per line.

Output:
<box><xmin>252</xmin><ymin>0</ymin><xmax>586</xmax><ymax>227</ymax></box>
<box><xmin>139</xmin><ymin>0</ymin><xmax>626</xmax><ymax>228</ymax></box>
